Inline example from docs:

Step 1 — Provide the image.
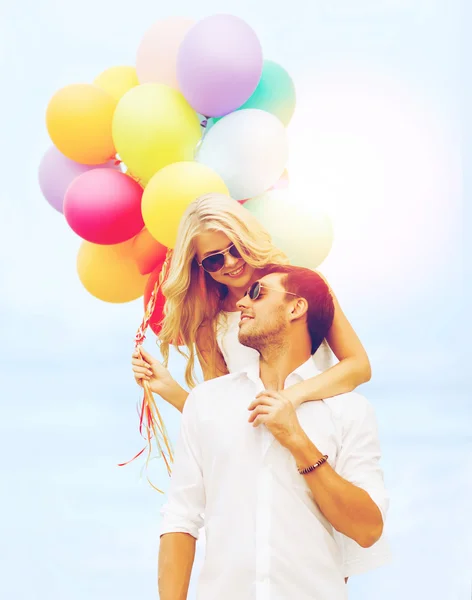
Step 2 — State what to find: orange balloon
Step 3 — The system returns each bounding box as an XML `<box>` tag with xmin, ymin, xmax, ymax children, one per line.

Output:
<box><xmin>131</xmin><ymin>228</ymin><xmax>168</xmax><ymax>275</ymax></box>
<box><xmin>46</xmin><ymin>84</ymin><xmax>117</xmax><ymax>165</ymax></box>
<box><xmin>77</xmin><ymin>238</ymin><xmax>148</xmax><ymax>303</ymax></box>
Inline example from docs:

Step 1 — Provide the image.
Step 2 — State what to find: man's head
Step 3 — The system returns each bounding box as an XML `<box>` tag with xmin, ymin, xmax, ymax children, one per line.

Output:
<box><xmin>236</xmin><ymin>265</ymin><xmax>335</xmax><ymax>355</ymax></box>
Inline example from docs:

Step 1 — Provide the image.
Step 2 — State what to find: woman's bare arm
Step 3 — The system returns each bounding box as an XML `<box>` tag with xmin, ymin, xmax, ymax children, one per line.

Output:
<box><xmin>283</xmin><ymin>278</ymin><xmax>371</xmax><ymax>406</ymax></box>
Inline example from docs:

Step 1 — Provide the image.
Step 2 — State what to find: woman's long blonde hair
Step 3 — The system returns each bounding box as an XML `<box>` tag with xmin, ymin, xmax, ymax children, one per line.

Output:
<box><xmin>158</xmin><ymin>193</ymin><xmax>289</xmax><ymax>387</ymax></box>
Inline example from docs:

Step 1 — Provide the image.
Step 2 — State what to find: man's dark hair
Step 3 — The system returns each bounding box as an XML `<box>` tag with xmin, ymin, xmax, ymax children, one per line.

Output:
<box><xmin>262</xmin><ymin>264</ymin><xmax>335</xmax><ymax>354</ymax></box>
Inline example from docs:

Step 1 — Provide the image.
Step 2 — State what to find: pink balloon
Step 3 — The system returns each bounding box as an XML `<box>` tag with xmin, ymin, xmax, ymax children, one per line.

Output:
<box><xmin>64</xmin><ymin>170</ymin><xmax>144</xmax><ymax>245</ymax></box>
<box><xmin>136</xmin><ymin>17</ymin><xmax>195</xmax><ymax>88</ymax></box>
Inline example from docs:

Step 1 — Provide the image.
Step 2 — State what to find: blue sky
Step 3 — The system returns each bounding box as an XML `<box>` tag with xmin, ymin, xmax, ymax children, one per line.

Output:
<box><xmin>0</xmin><ymin>1</ymin><xmax>469</xmax><ymax>599</ymax></box>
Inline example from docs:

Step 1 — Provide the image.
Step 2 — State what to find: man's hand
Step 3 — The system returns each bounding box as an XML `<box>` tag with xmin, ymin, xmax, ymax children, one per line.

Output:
<box><xmin>248</xmin><ymin>390</ymin><xmax>303</xmax><ymax>448</ymax></box>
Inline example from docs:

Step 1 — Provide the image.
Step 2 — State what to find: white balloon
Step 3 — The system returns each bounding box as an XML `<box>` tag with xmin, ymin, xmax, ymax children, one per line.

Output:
<box><xmin>196</xmin><ymin>109</ymin><xmax>289</xmax><ymax>200</ymax></box>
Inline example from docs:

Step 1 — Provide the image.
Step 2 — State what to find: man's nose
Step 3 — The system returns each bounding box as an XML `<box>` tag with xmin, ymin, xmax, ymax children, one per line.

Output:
<box><xmin>236</xmin><ymin>293</ymin><xmax>249</xmax><ymax>310</ymax></box>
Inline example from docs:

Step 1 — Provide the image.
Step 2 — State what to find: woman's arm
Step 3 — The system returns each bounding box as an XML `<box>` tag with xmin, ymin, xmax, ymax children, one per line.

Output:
<box><xmin>195</xmin><ymin>321</ymin><xmax>229</xmax><ymax>381</ymax></box>
<box><xmin>284</xmin><ymin>281</ymin><xmax>371</xmax><ymax>407</ymax></box>
<box><xmin>131</xmin><ymin>325</ymin><xmax>228</xmax><ymax>414</ymax></box>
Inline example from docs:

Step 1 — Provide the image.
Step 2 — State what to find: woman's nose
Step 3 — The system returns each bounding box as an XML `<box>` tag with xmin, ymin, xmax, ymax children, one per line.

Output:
<box><xmin>224</xmin><ymin>251</ymin><xmax>239</xmax><ymax>268</ymax></box>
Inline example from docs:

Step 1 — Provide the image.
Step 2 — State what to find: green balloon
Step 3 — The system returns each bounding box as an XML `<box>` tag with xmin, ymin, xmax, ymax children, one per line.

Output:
<box><xmin>211</xmin><ymin>60</ymin><xmax>296</xmax><ymax>127</ymax></box>
<box><xmin>244</xmin><ymin>191</ymin><xmax>334</xmax><ymax>270</ymax></box>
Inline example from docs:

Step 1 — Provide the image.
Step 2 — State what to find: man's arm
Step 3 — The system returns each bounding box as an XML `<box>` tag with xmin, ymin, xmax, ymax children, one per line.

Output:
<box><xmin>287</xmin><ymin>398</ymin><xmax>387</xmax><ymax>548</ymax></box>
<box><xmin>159</xmin><ymin>533</ymin><xmax>196</xmax><ymax>600</ymax></box>
<box><xmin>159</xmin><ymin>389</ymin><xmax>206</xmax><ymax>599</ymax></box>
<box><xmin>249</xmin><ymin>391</ymin><xmax>387</xmax><ymax>548</ymax></box>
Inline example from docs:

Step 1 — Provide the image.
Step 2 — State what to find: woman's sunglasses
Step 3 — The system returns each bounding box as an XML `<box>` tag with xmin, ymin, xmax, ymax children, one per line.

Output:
<box><xmin>198</xmin><ymin>243</ymin><xmax>242</xmax><ymax>273</ymax></box>
<box><xmin>245</xmin><ymin>281</ymin><xmax>298</xmax><ymax>301</ymax></box>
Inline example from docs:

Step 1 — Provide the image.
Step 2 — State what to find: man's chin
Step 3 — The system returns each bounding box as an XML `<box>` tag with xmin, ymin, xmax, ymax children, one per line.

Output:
<box><xmin>238</xmin><ymin>329</ymin><xmax>257</xmax><ymax>349</ymax></box>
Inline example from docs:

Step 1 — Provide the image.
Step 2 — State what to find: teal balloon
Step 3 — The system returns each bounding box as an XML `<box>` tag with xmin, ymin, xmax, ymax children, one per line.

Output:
<box><xmin>212</xmin><ymin>60</ymin><xmax>296</xmax><ymax>127</ymax></box>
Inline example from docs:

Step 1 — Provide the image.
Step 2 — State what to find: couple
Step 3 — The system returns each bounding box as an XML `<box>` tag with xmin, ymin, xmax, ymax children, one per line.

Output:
<box><xmin>131</xmin><ymin>194</ymin><xmax>390</xmax><ymax>599</ymax></box>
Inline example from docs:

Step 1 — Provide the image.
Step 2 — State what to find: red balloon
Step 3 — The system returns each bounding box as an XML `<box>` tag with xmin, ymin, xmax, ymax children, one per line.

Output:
<box><xmin>64</xmin><ymin>169</ymin><xmax>144</xmax><ymax>245</ymax></box>
<box><xmin>132</xmin><ymin>228</ymin><xmax>168</xmax><ymax>275</ymax></box>
<box><xmin>144</xmin><ymin>261</ymin><xmax>183</xmax><ymax>345</ymax></box>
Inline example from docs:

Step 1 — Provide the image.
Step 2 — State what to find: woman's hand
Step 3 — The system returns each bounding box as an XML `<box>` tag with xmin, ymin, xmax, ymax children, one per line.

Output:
<box><xmin>256</xmin><ymin>387</ymin><xmax>304</xmax><ymax>410</ymax></box>
<box><xmin>131</xmin><ymin>346</ymin><xmax>188</xmax><ymax>411</ymax></box>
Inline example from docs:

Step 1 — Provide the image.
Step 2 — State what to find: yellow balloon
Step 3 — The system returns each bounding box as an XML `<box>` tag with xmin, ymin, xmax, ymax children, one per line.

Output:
<box><xmin>94</xmin><ymin>66</ymin><xmax>139</xmax><ymax>104</ymax></box>
<box><xmin>112</xmin><ymin>83</ymin><xmax>202</xmax><ymax>185</ymax></box>
<box><xmin>142</xmin><ymin>162</ymin><xmax>229</xmax><ymax>248</ymax></box>
<box><xmin>46</xmin><ymin>84</ymin><xmax>117</xmax><ymax>165</ymax></box>
<box><xmin>77</xmin><ymin>238</ymin><xmax>148</xmax><ymax>303</ymax></box>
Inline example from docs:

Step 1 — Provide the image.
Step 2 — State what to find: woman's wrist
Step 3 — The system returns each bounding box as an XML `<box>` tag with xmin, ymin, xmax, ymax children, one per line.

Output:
<box><xmin>284</xmin><ymin>384</ymin><xmax>306</xmax><ymax>409</ymax></box>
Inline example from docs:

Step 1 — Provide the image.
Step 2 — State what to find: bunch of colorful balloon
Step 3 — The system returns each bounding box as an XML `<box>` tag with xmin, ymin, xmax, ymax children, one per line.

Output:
<box><xmin>38</xmin><ymin>13</ymin><xmax>306</xmax><ymax>317</ymax></box>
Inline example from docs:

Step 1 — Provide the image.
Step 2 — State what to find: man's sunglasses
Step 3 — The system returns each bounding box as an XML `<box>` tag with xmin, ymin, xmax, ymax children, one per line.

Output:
<box><xmin>245</xmin><ymin>280</ymin><xmax>298</xmax><ymax>301</ymax></box>
<box><xmin>198</xmin><ymin>243</ymin><xmax>242</xmax><ymax>273</ymax></box>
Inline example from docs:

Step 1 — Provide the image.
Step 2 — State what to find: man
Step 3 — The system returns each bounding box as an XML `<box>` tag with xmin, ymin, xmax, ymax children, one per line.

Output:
<box><xmin>159</xmin><ymin>265</ymin><xmax>389</xmax><ymax>600</ymax></box>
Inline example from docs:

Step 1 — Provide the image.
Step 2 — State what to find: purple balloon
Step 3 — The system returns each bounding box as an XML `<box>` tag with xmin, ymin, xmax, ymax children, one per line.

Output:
<box><xmin>177</xmin><ymin>14</ymin><xmax>263</xmax><ymax>118</ymax></box>
<box><xmin>38</xmin><ymin>146</ymin><xmax>119</xmax><ymax>213</ymax></box>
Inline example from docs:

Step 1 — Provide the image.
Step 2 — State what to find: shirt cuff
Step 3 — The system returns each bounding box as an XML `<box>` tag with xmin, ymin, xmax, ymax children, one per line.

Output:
<box><xmin>343</xmin><ymin>543</ymin><xmax>393</xmax><ymax>577</ymax></box>
<box><xmin>160</xmin><ymin>509</ymin><xmax>202</xmax><ymax>540</ymax></box>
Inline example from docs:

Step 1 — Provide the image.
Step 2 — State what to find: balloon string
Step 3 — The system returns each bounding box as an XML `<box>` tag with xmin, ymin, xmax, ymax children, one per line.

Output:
<box><xmin>118</xmin><ymin>249</ymin><xmax>175</xmax><ymax>492</ymax></box>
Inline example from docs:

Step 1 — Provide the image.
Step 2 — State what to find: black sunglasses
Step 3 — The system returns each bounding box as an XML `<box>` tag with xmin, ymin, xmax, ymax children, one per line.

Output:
<box><xmin>198</xmin><ymin>243</ymin><xmax>242</xmax><ymax>273</ymax></box>
<box><xmin>245</xmin><ymin>281</ymin><xmax>298</xmax><ymax>301</ymax></box>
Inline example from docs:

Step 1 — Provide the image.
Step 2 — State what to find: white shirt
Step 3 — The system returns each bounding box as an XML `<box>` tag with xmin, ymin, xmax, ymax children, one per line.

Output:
<box><xmin>160</xmin><ymin>357</ymin><xmax>390</xmax><ymax>600</ymax></box>
<box><xmin>215</xmin><ymin>311</ymin><xmax>392</xmax><ymax>578</ymax></box>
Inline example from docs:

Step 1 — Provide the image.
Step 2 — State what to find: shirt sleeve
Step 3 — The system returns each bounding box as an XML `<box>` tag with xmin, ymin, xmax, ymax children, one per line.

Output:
<box><xmin>335</xmin><ymin>530</ymin><xmax>392</xmax><ymax>578</ymax></box>
<box><xmin>336</xmin><ymin>395</ymin><xmax>389</xmax><ymax>523</ymax></box>
<box><xmin>160</xmin><ymin>388</ymin><xmax>205</xmax><ymax>540</ymax></box>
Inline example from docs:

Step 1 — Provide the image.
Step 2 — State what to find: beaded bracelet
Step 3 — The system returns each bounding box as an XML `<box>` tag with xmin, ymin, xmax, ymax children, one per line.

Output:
<box><xmin>297</xmin><ymin>454</ymin><xmax>328</xmax><ymax>475</ymax></box>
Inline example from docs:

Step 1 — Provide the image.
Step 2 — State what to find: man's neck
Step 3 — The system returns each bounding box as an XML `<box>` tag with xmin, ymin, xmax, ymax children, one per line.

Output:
<box><xmin>258</xmin><ymin>336</ymin><xmax>312</xmax><ymax>391</ymax></box>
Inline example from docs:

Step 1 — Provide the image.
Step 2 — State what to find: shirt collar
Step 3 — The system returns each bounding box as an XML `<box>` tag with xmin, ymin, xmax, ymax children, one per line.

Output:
<box><xmin>242</xmin><ymin>355</ymin><xmax>321</xmax><ymax>387</ymax></box>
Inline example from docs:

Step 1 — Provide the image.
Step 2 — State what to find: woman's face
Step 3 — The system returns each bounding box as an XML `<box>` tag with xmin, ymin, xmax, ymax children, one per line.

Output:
<box><xmin>193</xmin><ymin>231</ymin><xmax>255</xmax><ymax>289</ymax></box>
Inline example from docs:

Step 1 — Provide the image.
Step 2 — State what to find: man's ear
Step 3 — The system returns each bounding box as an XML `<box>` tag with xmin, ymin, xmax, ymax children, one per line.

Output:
<box><xmin>289</xmin><ymin>297</ymin><xmax>308</xmax><ymax>321</ymax></box>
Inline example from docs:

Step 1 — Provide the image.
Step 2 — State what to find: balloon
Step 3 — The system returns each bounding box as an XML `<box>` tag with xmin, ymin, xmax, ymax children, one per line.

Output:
<box><xmin>46</xmin><ymin>84</ymin><xmax>116</xmax><ymax>164</ymax></box>
<box><xmin>214</xmin><ymin>60</ymin><xmax>296</xmax><ymax>126</ymax></box>
<box><xmin>177</xmin><ymin>14</ymin><xmax>263</xmax><ymax>117</ymax></box>
<box><xmin>64</xmin><ymin>169</ymin><xmax>144</xmax><ymax>244</ymax></box>
<box><xmin>77</xmin><ymin>238</ymin><xmax>148</xmax><ymax>303</ymax></box>
<box><xmin>239</xmin><ymin>169</ymin><xmax>289</xmax><ymax>204</ymax></box>
<box><xmin>131</xmin><ymin>228</ymin><xmax>168</xmax><ymax>275</ymax></box>
<box><xmin>197</xmin><ymin>109</ymin><xmax>288</xmax><ymax>200</ymax></box>
<box><xmin>38</xmin><ymin>146</ymin><xmax>119</xmax><ymax>213</ymax></box>
<box><xmin>143</xmin><ymin>260</ymin><xmax>167</xmax><ymax>336</ymax></box>
<box><xmin>142</xmin><ymin>161</ymin><xmax>229</xmax><ymax>248</ymax></box>
<box><xmin>94</xmin><ymin>66</ymin><xmax>139</xmax><ymax>103</ymax></box>
<box><xmin>136</xmin><ymin>17</ymin><xmax>195</xmax><ymax>88</ymax></box>
<box><xmin>272</xmin><ymin>169</ymin><xmax>289</xmax><ymax>190</ymax></box>
<box><xmin>112</xmin><ymin>83</ymin><xmax>201</xmax><ymax>185</ymax></box>
<box><xmin>244</xmin><ymin>190</ymin><xmax>334</xmax><ymax>270</ymax></box>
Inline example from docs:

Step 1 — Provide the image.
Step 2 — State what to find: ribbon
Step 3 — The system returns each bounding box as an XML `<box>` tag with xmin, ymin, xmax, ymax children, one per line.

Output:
<box><xmin>118</xmin><ymin>249</ymin><xmax>174</xmax><ymax>493</ymax></box>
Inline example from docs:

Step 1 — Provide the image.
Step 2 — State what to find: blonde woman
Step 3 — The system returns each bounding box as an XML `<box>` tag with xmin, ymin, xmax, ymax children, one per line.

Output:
<box><xmin>132</xmin><ymin>193</ymin><xmax>390</xmax><ymax>580</ymax></box>
<box><xmin>132</xmin><ymin>193</ymin><xmax>371</xmax><ymax>411</ymax></box>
